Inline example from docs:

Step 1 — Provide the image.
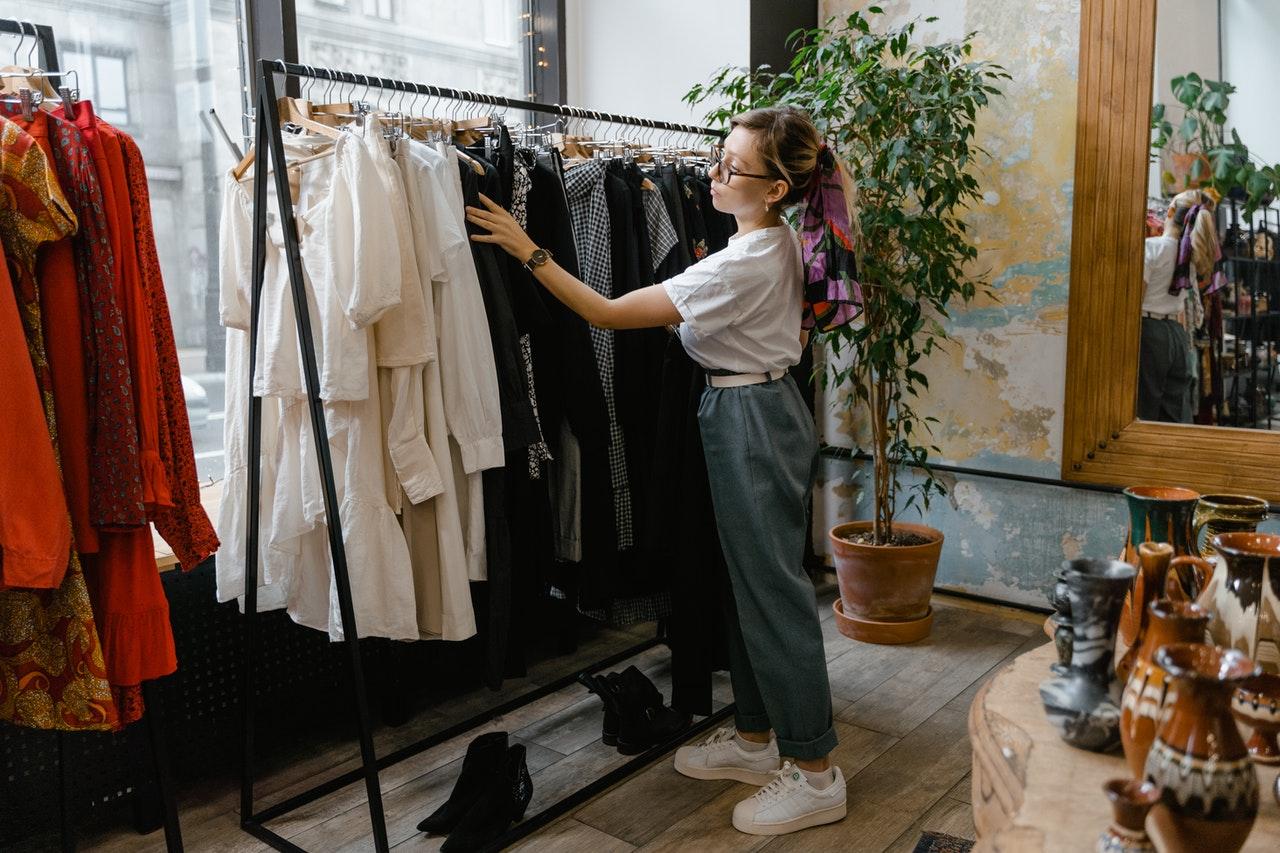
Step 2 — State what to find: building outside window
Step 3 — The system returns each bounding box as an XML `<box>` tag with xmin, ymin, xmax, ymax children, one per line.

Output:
<box><xmin>5</xmin><ymin>0</ymin><xmax>530</xmax><ymax>484</ymax></box>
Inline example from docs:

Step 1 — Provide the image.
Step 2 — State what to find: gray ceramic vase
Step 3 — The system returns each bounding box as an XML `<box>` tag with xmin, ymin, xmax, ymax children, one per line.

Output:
<box><xmin>1040</xmin><ymin>558</ymin><xmax>1137</xmax><ymax>752</ymax></box>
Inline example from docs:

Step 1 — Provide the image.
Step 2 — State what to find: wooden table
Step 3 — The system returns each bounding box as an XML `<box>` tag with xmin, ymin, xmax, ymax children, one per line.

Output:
<box><xmin>970</xmin><ymin>643</ymin><xmax>1280</xmax><ymax>851</ymax></box>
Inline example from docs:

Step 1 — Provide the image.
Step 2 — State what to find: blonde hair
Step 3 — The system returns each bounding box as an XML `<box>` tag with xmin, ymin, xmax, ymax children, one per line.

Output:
<box><xmin>729</xmin><ymin>105</ymin><xmax>858</xmax><ymax>234</ymax></box>
<box><xmin>1165</xmin><ymin>189</ymin><xmax>1220</xmax><ymax>281</ymax></box>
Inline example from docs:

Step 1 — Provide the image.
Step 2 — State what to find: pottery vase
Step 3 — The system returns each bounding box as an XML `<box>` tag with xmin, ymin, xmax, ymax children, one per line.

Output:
<box><xmin>1119</xmin><ymin>599</ymin><xmax>1212</xmax><ymax>778</ymax></box>
<box><xmin>1144</xmin><ymin>643</ymin><xmax>1260</xmax><ymax>853</ymax></box>
<box><xmin>1197</xmin><ymin>532</ymin><xmax>1280</xmax><ymax>673</ymax></box>
<box><xmin>1049</xmin><ymin>571</ymin><xmax>1073</xmax><ymax>675</ymax></box>
<box><xmin>1119</xmin><ymin>486</ymin><xmax>1200</xmax><ymax>647</ymax></box>
<box><xmin>1039</xmin><ymin>558</ymin><xmax>1135</xmax><ymax>752</ymax></box>
<box><xmin>1194</xmin><ymin>494</ymin><xmax>1269</xmax><ymax>557</ymax></box>
<box><xmin>1230</xmin><ymin>673</ymin><xmax>1280</xmax><ymax>765</ymax></box>
<box><xmin>1097</xmin><ymin>779</ymin><xmax>1161</xmax><ymax>853</ymax></box>
<box><xmin>1116</xmin><ymin>543</ymin><xmax>1198</xmax><ymax>684</ymax></box>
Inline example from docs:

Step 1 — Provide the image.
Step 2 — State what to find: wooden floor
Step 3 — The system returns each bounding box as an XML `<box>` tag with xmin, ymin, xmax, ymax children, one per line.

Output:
<box><xmin>83</xmin><ymin>587</ymin><xmax>1047</xmax><ymax>852</ymax></box>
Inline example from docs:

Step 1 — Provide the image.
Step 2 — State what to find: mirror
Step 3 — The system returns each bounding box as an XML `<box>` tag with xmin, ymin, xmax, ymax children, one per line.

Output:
<box><xmin>1062</xmin><ymin>0</ymin><xmax>1280</xmax><ymax>502</ymax></box>
<box><xmin>1140</xmin><ymin>0</ymin><xmax>1280</xmax><ymax>430</ymax></box>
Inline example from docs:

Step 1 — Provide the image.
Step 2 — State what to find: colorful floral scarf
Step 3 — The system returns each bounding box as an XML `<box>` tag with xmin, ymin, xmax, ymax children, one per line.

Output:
<box><xmin>1169</xmin><ymin>204</ymin><xmax>1227</xmax><ymax>297</ymax></box>
<box><xmin>799</xmin><ymin>144</ymin><xmax>862</xmax><ymax>331</ymax></box>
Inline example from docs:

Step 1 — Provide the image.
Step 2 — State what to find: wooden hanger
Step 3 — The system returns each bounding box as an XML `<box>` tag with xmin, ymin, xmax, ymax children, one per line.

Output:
<box><xmin>231</xmin><ymin>96</ymin><xmax>343</xmax><ymax>182</ymax></box>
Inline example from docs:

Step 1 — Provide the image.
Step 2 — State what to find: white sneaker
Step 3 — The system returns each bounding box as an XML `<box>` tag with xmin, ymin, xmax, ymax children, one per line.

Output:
<box><xmin>673</xmin><ymin>727</ymin><xmax>781</xmax><ymax>786</ymax></box>
<box><xmin>731</xmin><ymin>761</ymin><xmax>847</xmax><ymax>836</ymax></box>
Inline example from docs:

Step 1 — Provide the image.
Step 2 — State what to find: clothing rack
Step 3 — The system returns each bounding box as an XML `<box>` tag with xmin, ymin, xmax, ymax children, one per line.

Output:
<box><xmin>0</xmin><ymin>19</ymin><xmax>184</xmax><ymax>853</ymax></box>
<box><xmin>239</xmin><ymin>58</ymin><xmax>733</xmax><ymax>853</ymax></box>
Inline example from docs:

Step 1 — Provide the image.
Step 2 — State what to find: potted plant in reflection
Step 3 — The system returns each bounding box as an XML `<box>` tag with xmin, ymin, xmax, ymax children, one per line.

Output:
<box><xmin>1151</xmin><ymin>73</ymin><xmax>1279</xmax><ymax>213</ymax></box>
<box><xmin>686</xmin><ymin>8</ymin><xmax>1007</xmax><ymax>643</ymax></box>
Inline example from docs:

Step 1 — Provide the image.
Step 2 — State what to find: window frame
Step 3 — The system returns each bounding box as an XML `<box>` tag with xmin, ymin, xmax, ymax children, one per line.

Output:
<box><xmin>243</xmin><ymin>0</ymin><xmax>565</xmax><ymax>104</ymax></box>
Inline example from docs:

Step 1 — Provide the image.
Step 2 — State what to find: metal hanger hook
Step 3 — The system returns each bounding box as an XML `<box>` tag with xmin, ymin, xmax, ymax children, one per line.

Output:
<box><xmin>25</xmin><ymin>21</ymin><xmax>39</xmax><ymax>69</ymax></box>
<box><xmin>10</xmin><ymin>21</ymin><xmax>25</xmax><ymax>66</ymax></box>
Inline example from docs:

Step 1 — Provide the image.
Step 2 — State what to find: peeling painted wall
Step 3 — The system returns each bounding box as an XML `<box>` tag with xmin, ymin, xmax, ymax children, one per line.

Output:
<box><xmin>812</xmin><ymin>0</ymin><xmax>1117</xmax><ymax>608</ymax></box>
<box><xmin>811</xmin><ymin>0</ymin><xmax>1279</xmax><ymax>608</ymax></box>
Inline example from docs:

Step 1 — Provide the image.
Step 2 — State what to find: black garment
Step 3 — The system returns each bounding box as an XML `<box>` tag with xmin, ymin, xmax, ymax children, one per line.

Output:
<box><xmin>679</xmin><ymin>168</ymin><xmax>711</xmax><ymax>264</ymax></box>
<box><xmin>657</xmin><ymin>163</ymin><xmax>692</xmax><ymax>269</ymax></box>
<box><xmin>646</xmin><ymin>335</ymin><xmax>730</xmax><ymax>716</ymax></box>
<box><xmin>457</xmin><ymin>158</ymin><xmax>541</xmax><ymax>450</ymax></box>
<box><xmin>524</xmin><ymin>153</ymin><xmax>618</xmax><ymax>615</ymax></box>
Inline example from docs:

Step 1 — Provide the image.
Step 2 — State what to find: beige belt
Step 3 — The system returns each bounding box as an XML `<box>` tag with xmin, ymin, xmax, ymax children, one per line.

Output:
<box><xmin>707</xmin><ymin>369</ymin><xmax>786</xmax><ymax>388</ymax></box>
<box><xmin>1142</xmin><ymin>310</ymin><xmax>1180</xmax><ymax>322</ymax></box>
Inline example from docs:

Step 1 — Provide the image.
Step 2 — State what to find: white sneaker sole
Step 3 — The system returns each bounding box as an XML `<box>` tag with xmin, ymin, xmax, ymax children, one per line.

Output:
<box><xmin>732</xmin><ymin>800</ymin><xmax>848</xmax><ymax>836</ymax></box>
<box><xmin>673</xmin><ymin>756</ymin><xmax>778</xmax><ymax>787</ymax></box>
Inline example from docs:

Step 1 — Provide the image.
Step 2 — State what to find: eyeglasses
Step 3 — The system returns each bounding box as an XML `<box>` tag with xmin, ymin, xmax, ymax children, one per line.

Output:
<box><xmin>709</xmin><ymin>146</ymin><xmax>776</xmax><ymax>186</ymax></box>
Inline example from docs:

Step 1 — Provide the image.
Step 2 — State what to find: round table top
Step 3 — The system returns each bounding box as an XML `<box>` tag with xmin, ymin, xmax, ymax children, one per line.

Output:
<box><xmin>969</xmin><ymin>642</ymin><xmax>1280</xmax><ymax>852</ymax></box>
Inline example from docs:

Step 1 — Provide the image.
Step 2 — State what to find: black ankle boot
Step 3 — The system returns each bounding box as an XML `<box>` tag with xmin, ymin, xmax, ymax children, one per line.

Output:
<box><xmin>611</xmin><ymin>669</ymin><xmax>692</xmax><ymax>756</ymax></box>
<box><xmin>417</xmin><ymin>732</ymin><xmax>508</xmax><ymax>835</ymax></box>
<box><xmin>440</xmin><ymin>744</ymin><xmax>533</xmax><ymax>852</ymax></box>
<box><xmin>576</xmin><ymin>672</ymin><xmax>620</xmax><ymax>746</ymax></box>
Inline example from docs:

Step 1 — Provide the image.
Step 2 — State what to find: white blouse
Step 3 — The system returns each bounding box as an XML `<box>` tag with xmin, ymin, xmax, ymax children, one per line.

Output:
<box><xmin>217</xmin><ymin>131</ymin><xmax>419</xmax><ymax>642</ymax></box>
<box><xmin>661</xmin><ymin>223</ymin><xmax>804</xmax><ymax>374</ymax></box>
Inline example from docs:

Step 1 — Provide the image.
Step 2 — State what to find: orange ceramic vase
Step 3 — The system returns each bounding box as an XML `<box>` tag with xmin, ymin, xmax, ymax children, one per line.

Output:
<box><xmin>1144</xmin><ymin>643</ymin><xmax>1260</xmax><ymax>853</ymax></box>
<box><xmin>1119</xmin><ymin>599</ymin><xmax>1212</xmax><ymax>778</ymax></box>
<box><xmin>1118</xmin><ymin>486</ymin><xmax>1200</xmax><ymax>647</ymax></box>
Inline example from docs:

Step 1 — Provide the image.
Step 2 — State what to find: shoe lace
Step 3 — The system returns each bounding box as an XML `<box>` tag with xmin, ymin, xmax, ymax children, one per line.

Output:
<box><xmin>699</xmin><ymin>727</ymin><xmax>737</xmax><ymax>748</ymax></box>
<box><xmin>755</xmin><ymin>762</ymin><xmax>804</xmax><ymax>804</ymax></box>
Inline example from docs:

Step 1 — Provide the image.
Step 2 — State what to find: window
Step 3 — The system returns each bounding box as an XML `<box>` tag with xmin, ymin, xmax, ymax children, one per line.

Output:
<box><xmin>10</xmin><ymin>0</ymin><xmax>249</xmax><ymax>482</ymax></box>
<box><xmin>362</xmin><ymin>0</ymin><xmax>394</xmax><ymax>21</ymax></box>
<box><xmin>300</xmin><ymin>0</ymin><xmax>524</xmax><ymax>98</ymax></box>
<box><xmin>60</xmin><ymin>48</ymin><xmax>131</xmax><ymax>126</ymax></box>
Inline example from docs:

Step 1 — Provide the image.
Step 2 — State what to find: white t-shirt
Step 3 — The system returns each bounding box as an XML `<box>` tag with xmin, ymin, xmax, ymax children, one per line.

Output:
<box><xmin>660</xmin><ymin>224</ymin><xmax>804</xmax><ymax>373</ymax></box>
<box><xmin>1143</xmin><ymin>235</ymin><xmax>1183</xmax><ymax>315</ymax></box>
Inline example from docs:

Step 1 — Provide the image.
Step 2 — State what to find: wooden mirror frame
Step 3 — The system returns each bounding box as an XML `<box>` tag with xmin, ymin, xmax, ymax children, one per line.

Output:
<box><xmin>1062</xmin><ymin>0</ymin><xmax>1280</xmax><ymax>501</ymax></box>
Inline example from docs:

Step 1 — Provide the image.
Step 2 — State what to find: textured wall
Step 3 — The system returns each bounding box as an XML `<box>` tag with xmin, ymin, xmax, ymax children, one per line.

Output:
<box><xmin>811</xmin><ymin>0</ymin><xmax>1278</xmax><ymax>607</ymax></box>
<box><xmin>812</xmin><ymin>0</ymin><xmax>1125</xmax><ymax>608</ymax></box>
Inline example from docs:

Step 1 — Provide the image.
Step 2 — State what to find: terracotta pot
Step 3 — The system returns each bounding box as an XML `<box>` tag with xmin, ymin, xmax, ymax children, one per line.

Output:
<box><xmin>1098</xmin><ymin>779</ymin><xmax>1161</xmax><ymax>853</ymax></box>
<box><xmin>1164</xmin><ymin>151</ymin><xmax>1212</xmax><ymax>194</ymax></box>
<box><xmin>1197</xmin><ymin>532</ymin><xmax>1280</xmax><ymax>674</ymax></box>
<box><xmin>1119</xmin><ymin>599</ymin><xmax>1212</xmax><ymax>778</ymax></box>
<box><xmin>1144</xmin><ymin>643</ymin><xmax>1260</xmax><ymax>853</ymax></box>
<box><xmin>1039</xmin><ymin>558</ymin><xmax>1136</xmax><ymax>752</ymax></box>
<box><xmin>1194</xmin><ymin>494</ymin><xmax>1269</xmax><ymax>557</ymax></box>
<box><xmin>1119</xmin><ymin>486</ymin><xmax>1201</xmax><ymax>646</ymax></box>
<box><xmin>829</xmin><ymin>521</ymin><xmax>943</xmax><ymax>645</ymax></box>
<box><xmin>1231</xmin><ymin>672</ymin><xmax>1280</xmax><ymax>765</ymax></box>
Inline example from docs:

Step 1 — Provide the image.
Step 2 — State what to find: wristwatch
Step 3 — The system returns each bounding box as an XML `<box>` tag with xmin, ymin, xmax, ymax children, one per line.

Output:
<box><xmin>523</xmin><ymin>247</ymin><xmax>552</xmax><ymax>273</ymax></box>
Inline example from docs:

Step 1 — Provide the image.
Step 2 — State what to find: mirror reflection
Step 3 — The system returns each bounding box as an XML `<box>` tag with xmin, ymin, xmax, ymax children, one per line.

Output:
<box><xmin>1141</xmin><ymin>0</ymin><xmax>1279</xmax><ymax>429</ymax></box>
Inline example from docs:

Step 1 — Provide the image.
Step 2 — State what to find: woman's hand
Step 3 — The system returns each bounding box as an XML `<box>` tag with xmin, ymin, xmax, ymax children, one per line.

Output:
<box><xmin>465</xmin><ymin>193</ymin><xmax>538</xmax><ymax>262</ymax></box>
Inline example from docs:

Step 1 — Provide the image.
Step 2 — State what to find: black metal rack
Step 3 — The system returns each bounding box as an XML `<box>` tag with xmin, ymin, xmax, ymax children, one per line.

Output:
<box><xmin>0</xmin><ymin>18</ymin><xmax>183</xmax><ymax>853</ymax></box>
<box><xmin>240</xmin><ymin>58</ymin><xmax>732</xmax><ymax>853</ymax></box>
<box><xmin>1217</xmin><ymin>199</ymin><xmax>1280</xmax><ymax>429</ymax></box>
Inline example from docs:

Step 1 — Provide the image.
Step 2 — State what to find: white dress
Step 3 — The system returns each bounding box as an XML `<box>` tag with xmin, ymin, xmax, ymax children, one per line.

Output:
<box><xmin>218</xmin><ymin>131</ymin><xmax>419</xmax><ymax>642</ymax></box>
<box><xmin>394</xmin><ymin>139</ymin><xmax>504</xmax><ymax>638</ymax></box>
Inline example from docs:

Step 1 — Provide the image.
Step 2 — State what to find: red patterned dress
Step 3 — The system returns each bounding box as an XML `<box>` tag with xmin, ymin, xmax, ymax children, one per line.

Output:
<box><xmin>0</xmin><ymin>116</ymin><xmax>118</xmax><ymax>732</ymax></box>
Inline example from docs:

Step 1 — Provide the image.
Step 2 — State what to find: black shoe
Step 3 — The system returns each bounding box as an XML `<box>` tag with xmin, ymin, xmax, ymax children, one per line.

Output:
<box><xmin>576</xmin><ymin>672</ymin><xmax>620</xmax><ymax>746</ymax></box>
<box><xmin>417</xmin><ymin>732</ymin><xmax>508</xmax><ymax>835</ymax></box>
<box><xmin>440</xmin><ymin>744</ymin><xmax>533</xmax><ymax>852</ymax></box>
<box><xmin>611</xmin><ymin>669</ymin><xmax>692</xmax><ymax>756</ymax></box>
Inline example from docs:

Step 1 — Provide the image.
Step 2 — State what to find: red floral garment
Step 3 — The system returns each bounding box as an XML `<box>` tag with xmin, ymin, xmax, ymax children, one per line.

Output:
<box><xmin>57</xmin><ymin>103</ymin><xmax>171</xmax><ymax>509</ymax></box>
<box><xmin>0</xmin><ymin>117</ymin><xmax>119</xmax><ymax>732</ymax></box>
<box><xmin>18</xmin><ymin>111</ymin><xmax>98</xmax><ymax>556</ymax></box>
<box><xmin>0</xmin><ymin>103</ymin><xmax>146</xmax><ymax>529</ymax></box>
<box><xmin>113</xmin><ymin>130</ymin><xmax>219</xmax><ymax>569</ymax></box>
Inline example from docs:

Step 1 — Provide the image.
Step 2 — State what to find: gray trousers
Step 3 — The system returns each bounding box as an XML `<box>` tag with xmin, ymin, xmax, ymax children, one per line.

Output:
<box><xmin>1138</xmin><ymin>316</ymin><xmax>1193</xmax><ymax>423</ymax></box>
<box><xmin>698</xmin><ymin>373</ymin><xmax>838</xmax><ymax>760</ymax></box>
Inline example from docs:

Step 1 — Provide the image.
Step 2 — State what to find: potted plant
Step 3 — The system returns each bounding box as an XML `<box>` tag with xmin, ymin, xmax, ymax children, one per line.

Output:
<box><xmin>1151</xmin><ymin>73</ymin><xmax>1279</xmax><ymax>214</ymax></box>
<box><xmin>686</xmin><ymin>9</ymin><xmax>1007</xmax><ymax>644</ymax></box>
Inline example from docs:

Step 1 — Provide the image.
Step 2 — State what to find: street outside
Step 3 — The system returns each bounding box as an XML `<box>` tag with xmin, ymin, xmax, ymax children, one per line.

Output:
<box><xmin>178</xmin><ymin>348</ymin><xmax>225</xmax><ymax>484</ymax></box>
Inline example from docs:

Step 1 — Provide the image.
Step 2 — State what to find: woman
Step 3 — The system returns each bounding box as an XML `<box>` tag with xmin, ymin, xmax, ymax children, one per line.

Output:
<box><xmin>465</xmin><ymin>105</ymin><xmax>854</xmax><ymax>836</ymax></box>
<box><xmin>1138</xmin><ymin>188</ymin><xmax>1221</xmax><ymax>423</ymax></box>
